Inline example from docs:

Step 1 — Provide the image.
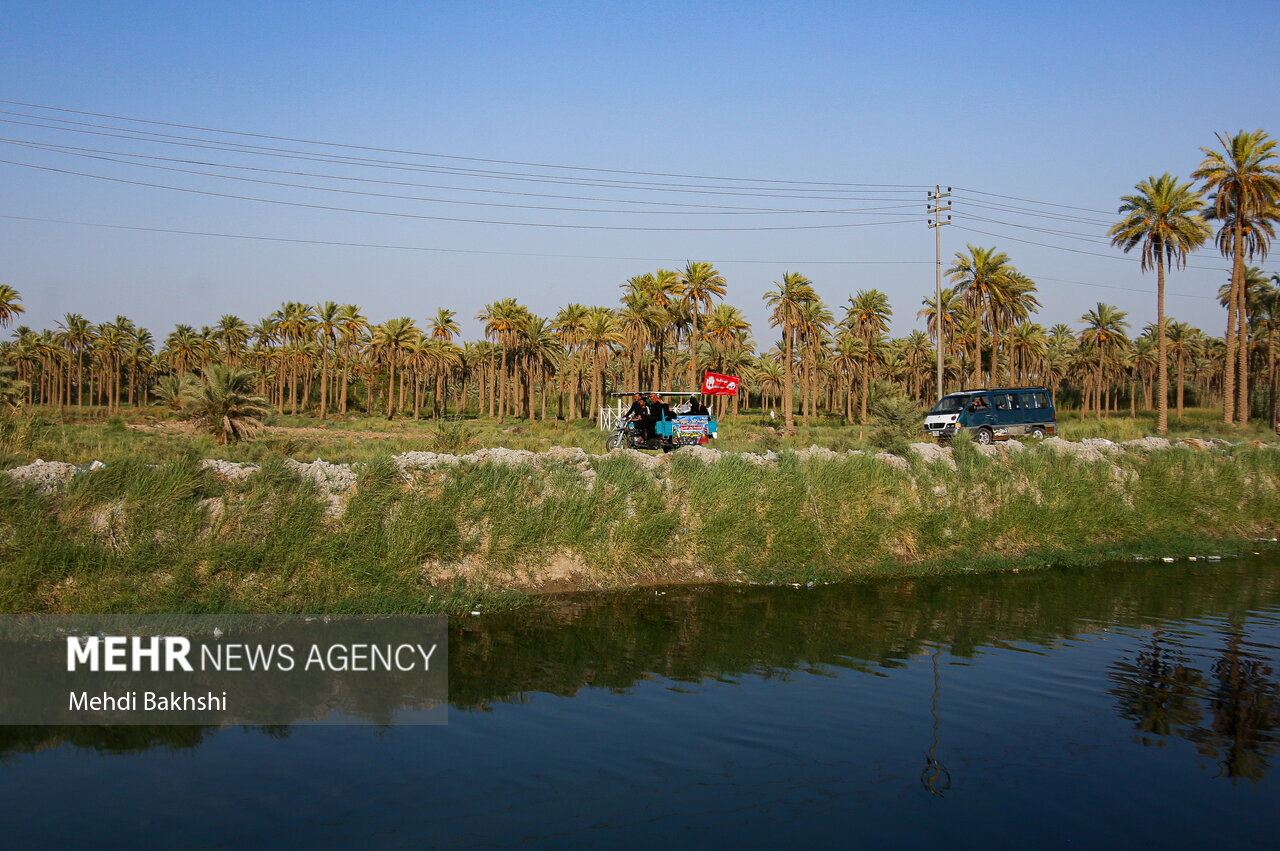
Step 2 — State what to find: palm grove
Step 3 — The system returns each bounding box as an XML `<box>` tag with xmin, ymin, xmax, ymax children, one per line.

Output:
<box><xmin>2</xmin><ymin>131</ymin><xmax>1279</xmax><ymax>440</ymax></box>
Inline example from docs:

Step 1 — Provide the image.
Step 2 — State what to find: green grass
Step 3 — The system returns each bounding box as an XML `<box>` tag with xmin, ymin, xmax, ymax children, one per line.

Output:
<box><xmin>2</xmin><ymin>436</ymin><xmax>1278</xmax><ymax>614</ymax></box>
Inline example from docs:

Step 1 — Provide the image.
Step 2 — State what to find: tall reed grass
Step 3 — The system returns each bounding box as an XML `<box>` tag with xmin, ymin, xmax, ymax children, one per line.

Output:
<box><xmin>2</xmin><ymin>442</ymin><xmax>1277</xmax><ymax>614</ymax></box>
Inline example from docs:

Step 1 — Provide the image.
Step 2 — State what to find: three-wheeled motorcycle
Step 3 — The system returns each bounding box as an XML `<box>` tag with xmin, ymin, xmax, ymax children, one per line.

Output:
<box><xmin>604</xmin><ymin>391</ymin><xmax>718</xmax><ymax>453</ymax></box>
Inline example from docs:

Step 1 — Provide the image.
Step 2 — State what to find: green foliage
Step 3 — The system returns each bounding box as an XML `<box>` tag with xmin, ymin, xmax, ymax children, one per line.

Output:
<box><xmin>867</xmin><ymin>392</ymin><xmax>921</xmax><ymax>454</ymax></box>
<box><xmin>152</xmin><ymin>374</ymin><xmax>199</xmax><ymax>412</ymax></box>
<box><xmin>187</xmin><ymin>366</ymin><xmax>271</xmax><ymax>445</ymax></box>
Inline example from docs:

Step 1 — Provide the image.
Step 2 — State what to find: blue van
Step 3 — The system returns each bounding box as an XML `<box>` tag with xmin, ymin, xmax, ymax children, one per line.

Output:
<box><xmin>923</xmin><ymin>387</ymin><xmax>1056</xmax><ymax>444</ymax></box>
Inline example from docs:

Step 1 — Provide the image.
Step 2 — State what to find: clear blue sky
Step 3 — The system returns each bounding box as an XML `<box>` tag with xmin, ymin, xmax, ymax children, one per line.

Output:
<box><xmin>3</xmin><ymin>0</ymin><xmax>1278</xmax><ymax>342</ymax></box>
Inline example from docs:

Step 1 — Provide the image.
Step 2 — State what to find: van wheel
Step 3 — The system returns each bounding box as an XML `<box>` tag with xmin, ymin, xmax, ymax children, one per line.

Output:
<box><xmin>1029</xmin><ymin>426</ymin><xmax>1046</xmax><ymax>439</ymax></box>
<box><xmin>975</xmin><ymin>427</ymin><xmax>994</xmax><ymax>446</ymax></box>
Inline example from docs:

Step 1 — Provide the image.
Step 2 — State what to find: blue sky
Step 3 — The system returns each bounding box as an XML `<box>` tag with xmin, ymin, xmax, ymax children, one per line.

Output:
<box><xmin>3</xmin><ymin>0</ymin><xmax>1278</xmax><ymax>341</ymax></box>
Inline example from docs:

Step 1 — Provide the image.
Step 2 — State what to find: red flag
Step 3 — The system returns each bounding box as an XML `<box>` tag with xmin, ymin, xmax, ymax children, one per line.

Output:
<box><xmin>701</xmin><ymin>371</ymin><xmax>740</xmax><ymax>396</ymax></box>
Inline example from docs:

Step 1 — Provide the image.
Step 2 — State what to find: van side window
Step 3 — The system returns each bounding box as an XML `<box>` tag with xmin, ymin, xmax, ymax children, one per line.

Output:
<box><xmin>1020</xmin><ymin>392</ymin><xmax>1040</xmax><ymax>409</ymax></box>
<box><xmin>995</xmin><ymin>394</ymin><xmax>1017</xmax><ymax>411</ymax></box>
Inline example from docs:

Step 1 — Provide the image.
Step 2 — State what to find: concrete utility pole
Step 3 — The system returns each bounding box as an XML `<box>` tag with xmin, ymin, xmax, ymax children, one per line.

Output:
<box><xmin>927</xmin><ymin>186</ymin><xmax>952</xmax><ymax>401</ymax></box>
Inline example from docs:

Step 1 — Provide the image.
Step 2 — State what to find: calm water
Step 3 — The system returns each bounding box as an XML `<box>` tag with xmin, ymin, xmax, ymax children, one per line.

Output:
<box><xmin>3</xmin><ymin>554</ymin><xmax>1280</xmax><ymax>848</ymax></box>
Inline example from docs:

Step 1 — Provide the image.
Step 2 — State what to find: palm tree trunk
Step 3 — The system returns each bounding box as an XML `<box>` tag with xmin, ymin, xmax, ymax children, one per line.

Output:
<box><xmin>1156</xmin><ymin>259</ymin><xmax>1169</xmax><ymax>435</ymax></box>
<box><xmin>386</xmin><ymin>354</ymin><xmax>396</xmax><ymax>419</ymax></box>
<box><xmin>783</xmin><ymin>327</ymin><xmax>795</xmax><ymax>431</ymax></box>
<box><xmin>1236</xmin><ymin>259</ymin><xmax>1249</xmax><ymax>424</ymax></box>
<box><xmin>1223</xmin><ymin>222</ymin><xmax>1242</xmax><ymax>424</ymax></box>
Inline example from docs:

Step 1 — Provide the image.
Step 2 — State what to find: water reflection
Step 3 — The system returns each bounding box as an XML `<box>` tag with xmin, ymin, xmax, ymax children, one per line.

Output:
<box><xmin>3</xmin><ymin>553</ymin><xmax>1280</xmax><ymax>792</ymax></box>
<box><xmin>1109</xmin><ymin>620</ymin><xmax>1280</xmax><ymax>782</ymax></box>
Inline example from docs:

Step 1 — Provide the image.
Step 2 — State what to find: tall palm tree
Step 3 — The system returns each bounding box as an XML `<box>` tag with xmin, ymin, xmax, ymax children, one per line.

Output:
<box><xmin>917</xmin><ymin>284</ymin><xmax>963</xmax><ymax>388</ymax></box>
<box><xmin>336</xmin><ymin>305</ymin><xmax>368</xmax><ymax>415</ymax></box>
<box><xmin>552</xmin><ymin>303</ymin><xmax>590</xmax><ymax>419</ymax></box>
<box><xmin>313</xmin><ymin>301</ymin><xmax>342</xmax><ymax>417</ymax></box>
<box><xmin>1109</xmin><ymin>173</ymin><xmax>1211</xmax><ymax>435</ymax></box>
<box><xmin>1079</xmin><ymin>303</ymin><xmax>1131</xmax><ymax>420</ymax></box>
<box><xmin>764</xmin><ymin>272</ymin><xmax>816</xmax><ymax>431</ymax></box>
<box><xmin>679</xmin><ymin>261</ymin><xmax>727</xmax><ymax>390</ymax></box>
<box><xmin>947</xmin><ymin>245</ymin><xmax>1016</xmax><ymax>386</ymax></box>
<box><xmin>57</xmin><ymin>313</ymin><xmax>94</xmax><ymax>408</ymax></box>
<box><xmin>1164</xmin><ymin>320</ymin><xmax>1201</xmax><ymax>420</ymax></box>
<box><xmin>845</xmin><ymin>289</ymin><xmax>893</xmax><ymax>437</ymax></box>
<box><xmin>581</xmin><ymin>307</ymin><xmax>622</xmax><ymax>418</ymax></box>
<box><xmin>371</xmin><ymin>317</ymin><xmax>419</xmax><ymax>418</ymax></box>
<box><xmin>1192</xmin><ymin>129</ymin><xmax>1280</xmax><ymax>424</ymax></box>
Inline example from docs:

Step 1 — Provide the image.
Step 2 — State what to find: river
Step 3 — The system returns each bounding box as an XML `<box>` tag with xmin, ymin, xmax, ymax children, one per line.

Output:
<box><xmin>3</xmin><ymin>552</ymin><xmax>1279</xmax><ymax>847</ymax></box>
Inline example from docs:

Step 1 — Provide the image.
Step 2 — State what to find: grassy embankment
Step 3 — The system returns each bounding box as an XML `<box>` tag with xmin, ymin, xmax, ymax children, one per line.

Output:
<box><xmin>1</xmin><ymin>425</ymin><xmax>1278</xmax><ymax>614</ymax></box>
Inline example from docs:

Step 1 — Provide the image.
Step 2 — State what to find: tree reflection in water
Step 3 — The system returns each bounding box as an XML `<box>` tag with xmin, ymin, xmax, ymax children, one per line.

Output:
<box><xmin>1109</xmin><ymin>620</ymin><xmax>1280</xmax><ymax>782</ymax></box>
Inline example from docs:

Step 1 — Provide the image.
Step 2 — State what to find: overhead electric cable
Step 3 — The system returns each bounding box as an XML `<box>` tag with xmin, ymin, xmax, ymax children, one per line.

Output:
<box><xmin>1</xmin><ymin>139</ymin><xmax>925</xmax><ymax>217</ymax></box>
<box><xmin>0</xmin><ymin>98</ymin><xmax>935</xmax><ymax>188</ymax></box>
<box><xmin>0</xmin><ymin>158</ymin><xmax>925</xmax><ymax>231</ymax></box>
<box><xmin>0</xmin><ymin>110</ymin><xmax>927</xmax><ymax>195</ymax></box>
<box><xmin>0</xmin><ymin>116</ymin><xmax>926</xmax><ymax>202</ymax></box>
<box><xmin>0</xmin><ymin>213</ymin><xmax>934</xmax><ymax>265</ymax></box>
<box><xmin>0</xmin><ymin>137</ymin><xmax>917</xmax><ymax>212</ymax></box>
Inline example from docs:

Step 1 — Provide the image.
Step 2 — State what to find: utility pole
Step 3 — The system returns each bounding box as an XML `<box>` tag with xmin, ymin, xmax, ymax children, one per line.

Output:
<box><xmin>927</xmin><ymin>186</ymin><xmax>952</xmax><ymax>401</ymax></box>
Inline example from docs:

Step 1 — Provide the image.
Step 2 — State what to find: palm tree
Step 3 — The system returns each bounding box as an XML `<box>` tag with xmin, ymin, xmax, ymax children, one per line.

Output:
<box><xmin>947</xmin><ymin>245</ymin><xmax>1016</xmax><ymax>386</ymax></box>
<box><xmin>679</xmin><ymin>261</ymin><xmax>727</xmax><ymax>391</ymax></box>
<box><xmin>1109</xmin><ymin>173</ymin><xmax>1211</xmax><ymax>435</ymax></box>
<box><xmin>764</xmin><ymin>272</ymin><xmax>817</xmax><ymax>431</ymax></box>
<box><xmin>336</xmin><ymin>305</ymin><xmax>367</xmax><ymax>415</ymax></box>
<box><xmin>152</xmin><ymin>373</ymin><xmax>200</xmax><ymax>412</ymax></box>
<box><xmin>1165</xmin><ymin>321</ymin><xmax>1201</xmax><ymax>420</ymax></box>
<box><xmin>917</xmin><ymin>284</ymin><xmax>963</xmax><ymax>392</ymax></box>
<box><xmin>313</xmin><ymin>301</ymin><xmax>342</xmax><ymax>417</ymax></box>
<box><xmin>273</xmin><ymin>302</ymin><xmax>317</xmax><ymax>415</ymax></box>
<box><xmin>477</xmin><ymin>298</ymin><xmax>526</xmax><ymax>423</ymax></box>
<box><xmin>552</xmin><ymin>303</ymin><xmax>590</xmax><ymax>419</ymax></box>
<box><xmin>581</xmin><ymin>307</ymin><xmax>622</xmax><ymax>419</ymax></box>
<box><xmin>845</xmin><ymin>289</ymin><xmax>893</xmax><ymax>437</ymax></box>
<box><xmin>0</xmin><ymin>285</ymin><xmax>24</xmax><ymax>328</ymax></box>
<box><xmin>1193</xmin><ymin>130</ymin><xmax>1280</xmax><ymax>424</ymax></box>
<box><xmin>188</xmin><ymin>365</ymin><xmax>270</xmax><ymax>444</ymax></box>
<box><xmin>1079</xmin><ymin>303</ymin><xmax>1131</xmax><ymax>420</ymax></box>
<box><xmin>57</xmin><ymin>313</ymin><xmax>94</xmax><ymax>408</ymax></box>
<box><xmin>371</xmin><ymin>317</ymin><xmax>419</xmax><ymax>418</ymax></box>
<box><xmin>429</xmin><ymin>308</ymin><xmax>460</xmax><ymax>342</ymax></box>
<box><xmin>0</xmin><ymin>360</ymin><xmax>24</xmax><ymax>410</ymax></box>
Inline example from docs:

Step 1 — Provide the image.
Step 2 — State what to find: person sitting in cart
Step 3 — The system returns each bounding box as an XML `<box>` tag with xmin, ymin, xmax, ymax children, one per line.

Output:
<box><xmin>686</xmin><ymin>396</ymin><xmax>709</xmax><ymax>416</ymax></box>
<box><xmin>624</xmin><ymin>392</ymin><xmax>648</xmax><ymax>422</ymax></box>
<box><xmin>641</xmin><ymin>393</ymin><xmax>670</xmax><ymax>439</ymax></box>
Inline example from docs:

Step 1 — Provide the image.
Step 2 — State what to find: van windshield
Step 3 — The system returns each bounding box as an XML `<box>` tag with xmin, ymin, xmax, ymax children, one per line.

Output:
<box><xmin>930</xmin><ymin>394</ymin><xmax>971</xmax><ymax>414</ymax></box>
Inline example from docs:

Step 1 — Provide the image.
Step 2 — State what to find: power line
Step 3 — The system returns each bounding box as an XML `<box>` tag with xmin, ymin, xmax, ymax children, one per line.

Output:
<box><xmin>951</xmin><ymin>223</ymin><xmax>1241</xmax><ymax>272</ymax></box>
<box><xmin>0</xmin><ymin>98</ymin><xmax>936</xmax><ymax>189</ymax></box>
<box><xmin>1027</xmin><ymin>272</ymin><xmax>1216</xmax><ymax>301</ymax></box>
<box><xmin>0</xmin><ymin>115</ymin><xmax>927</xmax><ymax>202</ymax></box>
<box><xmin>0</xmin><ymin>213</ymin><xmax>934</xmax><ymax>265</ymax></box>
<box><xmin>0</xmin><ymin>156</ymin><xmax>927</xmax><ymax>232</ymax></box>
<box><xmin>0</xmin><ymin>136</ymin><xmax>918</xmax><ymax>213</ymax></box>
<box><xmin>0</xmin><ymin>139</ymin><xmax>926</xmax><ymax>218</ymax></box>
<box><xmin>951</xmin><ymin>186</ymin><xmax>1115</xmax><ymax>215</ymax></box>
<box><xmin>0</xmin><ymin>105</ymin><xmax>926</xmax><ymax>191</ymax></box>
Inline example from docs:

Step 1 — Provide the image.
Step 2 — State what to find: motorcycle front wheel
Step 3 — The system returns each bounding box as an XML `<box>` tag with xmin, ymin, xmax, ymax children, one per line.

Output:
<box><xmin>605</xmin><ymin>434</ymin><xmax>625</xmax><ymax>451</ymax></box>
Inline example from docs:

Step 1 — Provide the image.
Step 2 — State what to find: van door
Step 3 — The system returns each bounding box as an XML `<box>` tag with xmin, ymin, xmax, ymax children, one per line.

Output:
<box><xmin>993</xmin><ymin>392</ymin><xmax>1024</xmax><ymax>435</ymax></box>
<box><xmin>962</xmin><ymin>392</ymin><xmax>996</xmax><ymax>432</ymax></box>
